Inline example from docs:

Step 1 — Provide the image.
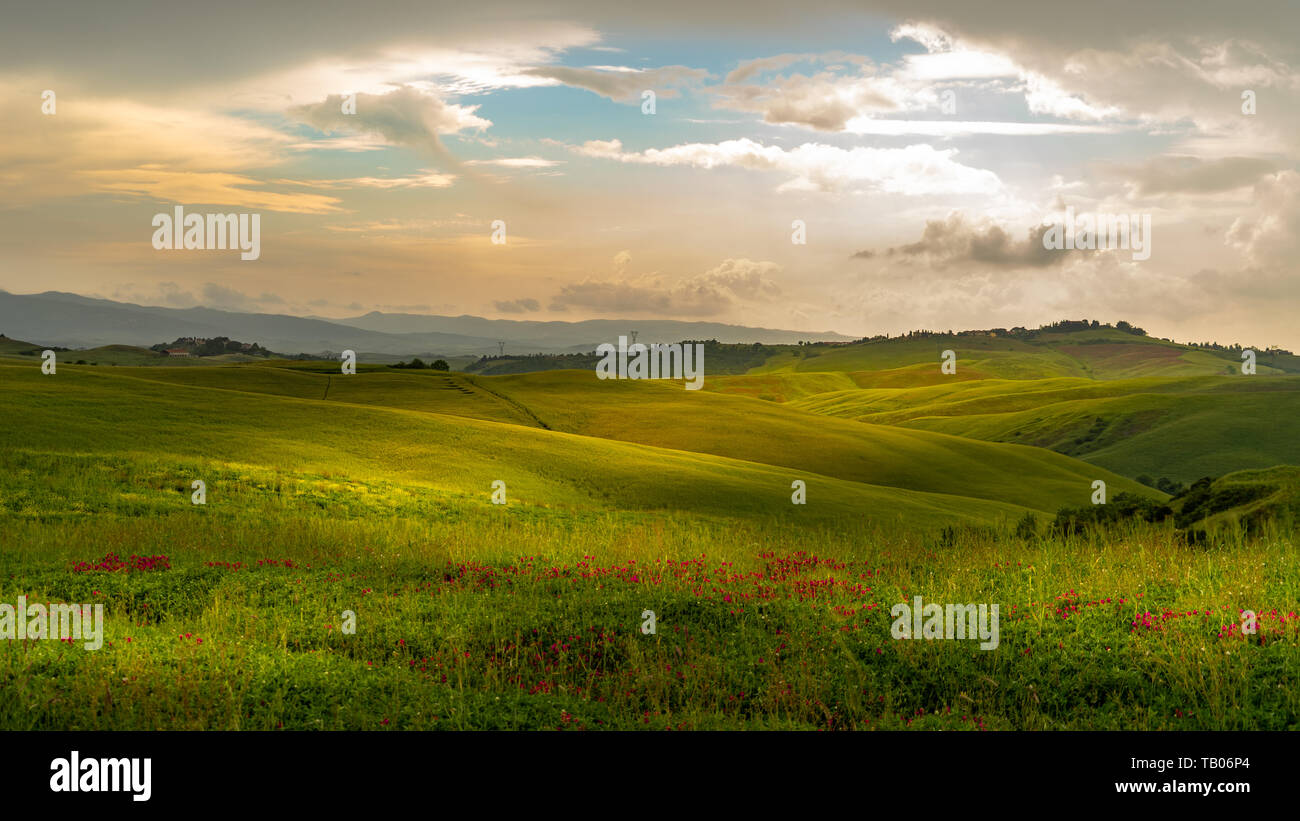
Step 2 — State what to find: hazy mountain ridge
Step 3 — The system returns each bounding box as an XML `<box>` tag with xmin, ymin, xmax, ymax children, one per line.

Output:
<box><xmin>0</xmin><ymin>291</ymin><xmax>852</xmax><ymax>356</ymax></box>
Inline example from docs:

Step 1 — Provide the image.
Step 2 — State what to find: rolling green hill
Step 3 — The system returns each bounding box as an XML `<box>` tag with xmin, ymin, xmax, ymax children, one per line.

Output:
<box><xmin>790</xmin><ymin>375</ymin><xmax>1300</xmax><ymax>483</ymax></box>
<box><xmin>743</xmin><ymin>327</ymin><xmax>1291</xmax><ymax>381</ymax></box>
<box><xmin>1175</xmin><ymin>466</ymin><xmax>1300</xmax><ymax>537</ymax></box>
<box><xmin>0</xmin><ymin>362</ymin><xmax>1047</xmax><ymax>531</ymax></box>
<box><xmin>104</xmin><ymin>363</ymin><xmax>1155</xmax><ymax>513</ymax></box>
<box><xmin>0</xmin><ymin>337</ymin><xmax>221</xmax><ymax>366</ymax></box>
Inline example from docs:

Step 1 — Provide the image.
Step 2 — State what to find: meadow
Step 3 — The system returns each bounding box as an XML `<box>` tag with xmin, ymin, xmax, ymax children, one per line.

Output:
<box><xmin>2</xmin><ymin>488</ymin><xmax>1295</xmax><ymax>730</ymax></box>
<box><xmin>1</xmin><ymin>326</ymin><xmax>1296</xmax><ymax>730</ymax></box>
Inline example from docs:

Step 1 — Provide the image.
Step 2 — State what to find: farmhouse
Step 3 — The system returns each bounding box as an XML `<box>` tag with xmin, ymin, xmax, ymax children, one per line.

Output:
<box><xmin>165</xmin><ymin>348</ymin><xmax>190</xmax><ymax>358</ymax></box>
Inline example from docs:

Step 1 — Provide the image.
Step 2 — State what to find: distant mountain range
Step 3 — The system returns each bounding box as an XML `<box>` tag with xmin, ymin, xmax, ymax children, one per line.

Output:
<box><xmin>0</xmin><ymin>291</ymin><xmax>854</xmax><ymax>356</ymax></box>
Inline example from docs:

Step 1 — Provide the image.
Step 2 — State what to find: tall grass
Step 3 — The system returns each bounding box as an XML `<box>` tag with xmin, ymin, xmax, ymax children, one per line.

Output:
<box><xmin>1</xmin><ymin>464</ymin><xmax>1294</xmax><ymax>730</ymax></box>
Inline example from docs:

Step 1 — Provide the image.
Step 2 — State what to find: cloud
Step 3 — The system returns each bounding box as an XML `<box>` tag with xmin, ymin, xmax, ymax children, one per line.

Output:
<box><xmin>290</xmin><ymin>86</ymin><xmax>490</xmax><ymax>162</ymax></box>
<box><xmin>880</xmin><ymin>214</ymin><xmax>1062</xmax><ymax>270</ymax></box>
<box><xmin>547</xmin><ymin>258</ymin><xmax>782</xmax><ymax>317</ymax></box>
<box><xmin>280</xmin><ymin>171</ymin><xmax>456</xmax><ymax>190</ymax></box>
<box><xmin>842</xmin><ymin>119</ymin><xmax>1116</xmax><ymax>136</ymax></box>
<box><xmin>711</xmin><ymin>30</ymin><xmax>1120</xmax><ymax>135</ymax></box>
<box><xmin>287</xmin><ymin>135</ymin><xmax>390</xmax><ymax>152</ymax></box>
<box><xmin>726</xmin><ymin>53</ymin><xmax>822</xmax><ymax>84</ymax></box>
<box><xmin>1118</xmin><ymin>155</ymin><xmax>1280</xmax><ymax>196</ymax></box>
<box><xmin>494</xmin><ymin>298</ymin><xmax>541</xmax><ymax>313</ymax></box>
<box><xmin>0</xmin><ymin>88</ymin><xmax>300</xmax><ymax>204</ymax></box>
<box><xmin>521</xmin><ymin>64</ymin><xmax>708</xmax><ymax>102</ymax></box>
<box><xmin>567</xmin><ymin>137</ymin><xmax>1003</xmax><ymax>195</ymax></box>
<box><xmin>877</xmin><ymin>15</ymin><xmax>1300</xmax><ymax>152</ymax></box>
<box><xmin>110</xmin><ymin>281</ymin><xmax>199</xmax><ymax>308</ymax></box>
<box><xmin>613</xmin><ymin>250</ymin><xmax>632</xmax><ymax>274</ymax></box>
<box><xmin>374</xmin><ymin>303</ymin><xmax>449</xmax><ymax>313</ymax></box>
<box><xmin>464</xmin><ymin>157</ymin><xmax>563</xmax><ymax>168</ymax></box>
<box><xmin>1226</xmin><ymin>170</ymin><xmax>1300</xmax><ymax>269</ymax></box>
<box><xmin>690</xmin><ymin>258</ymin><xmax>782</xmax><ymax>300</ymax></box>
<box><xmin>715</xmin><ymin>64</ymin><xmax>908</xmax><ymax>131</ymax></box>
<box><xmin>201</xmin><ymin>283</ymin><xmax>261</xmax><ymax>312</ymax></box>
<box><xmin>80</xmin><ymin>169</ymin><xmax>343</xmax><ymax>214</ymax></box>
<box><xmin>549</xmin><ymin>278</ymin><xmax>730</xmax><ymax>316</ymax></box>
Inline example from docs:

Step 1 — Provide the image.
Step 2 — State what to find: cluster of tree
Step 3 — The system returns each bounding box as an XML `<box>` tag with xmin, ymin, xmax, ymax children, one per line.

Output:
<box><xmin>1113</xmin><ymin>320</ymin><xmax>1148</xmax><ymax>336</ymax></box>
<box><xmin>390</xmin><ymin>358</ymin><xmax>449</xmax><ymax>370</ymax></box>
<box><xmin>15</xmin><ymin>345</ymin><xmax>70</xmax><ymax>354</ymax></box>
<box><xmin>1136</xmin><ymin>475</ymin><xmax>1187</xmax><ymax>496</ymax></box>
<box><xmin>1049</xmin><ymin>491</ymin><xmax>1173</xmax><ymax>537</ymax></box>
<box><xmin>466</xmin><ymin>352</ymin><xmax>599</xmax><ymax>375</ymax></box>
<box><xmin>1172</xmin><ymin>477</ymin><xmax>1270</xmax><ymax>529</ymax></box>
<box><xmin>465</xmin><ymin>340</ymin><xmax>773</xmax><ymax>376</ymax></box>
<box><xmin>677</xmin><ymin>340</ymin><xmax>773</xmax><ymax>374</ymax></box>
<box><xmin>1044</xmin><ymin>475</ymin><xmax>1278</xmax><ymax>539</ymax></box>
<box><xmin>150</xmin><ymin>337</ymin><xmax>273</xmax><ymax>357</ymax></box>
<box><xmin>1184</xmin><ymin>339</ymin><xmax>1294</xmax><ymax>356</ymax></box>
<box><xmin>845</xmin><ymin>319</ymin><xmax>1148</xmax><ymax>346</ymax></box>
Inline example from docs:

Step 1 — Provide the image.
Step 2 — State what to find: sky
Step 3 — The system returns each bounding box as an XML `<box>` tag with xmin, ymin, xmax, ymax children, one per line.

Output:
<box><xmin>1</xmin><ymin>0</ymin><xmax>1297</xmax><ymax>348</ymax></box>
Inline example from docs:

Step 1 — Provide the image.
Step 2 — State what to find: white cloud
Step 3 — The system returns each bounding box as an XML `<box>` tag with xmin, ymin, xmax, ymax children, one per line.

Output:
<box><xmin>290</xmin><ymin>86</ymin><xmax>490</xmax><ymax>161</ymax></box>
<box><xmin>842</xmin><ymin>119</ymin><xmax>1117</xmax><ymax>136</ymax></box>
<box><xmin>521</xmin><ymin>64</ymin><xmax>708</xmax><ymax>102</ymax></box>
<box><xmin>568</xmin><ymin>137</ymin><xmax>1004</xmax><ymax>196</ymax></box>
<box><xmin>464</xmin><ymin>157</ymin><xmax>563</xmax><ymax>168</ymax></box>
<box><xmin>280</xmin><ymin>171</ymin><xmax>457</xmax><ymax>190</ymax></box>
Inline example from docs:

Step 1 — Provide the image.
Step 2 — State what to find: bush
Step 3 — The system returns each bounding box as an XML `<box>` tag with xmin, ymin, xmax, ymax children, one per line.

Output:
<box><xmin>1175</xmin><ymin>478</ymin><xmax>1270</xmax><ymax>529</ymax></box>
<box><xmin>1050</xmin><ymin>491</ymin><xmax>1172</xmax><ymax>537</ymax></box>
<box><xmin>1156</xmin><ymin>477</ymin><xmax>1186</xmax><ymax>497</ymax></box>
<box><xmin>1014</xmin><ymin>512</ymin><xmax>1038</xmax><ymax>541</ymax></box>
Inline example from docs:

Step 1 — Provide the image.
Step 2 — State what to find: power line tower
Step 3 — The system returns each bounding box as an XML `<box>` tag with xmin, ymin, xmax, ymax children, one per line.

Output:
<box><xmin>629</xmin><ymin>330</ymin><xmax>638</xmax><ymax>346</ymax></box>
<box><xmin>497</xmin><ymin>341</ymin><xmax>505</xmax><ymax>356</ymax></box>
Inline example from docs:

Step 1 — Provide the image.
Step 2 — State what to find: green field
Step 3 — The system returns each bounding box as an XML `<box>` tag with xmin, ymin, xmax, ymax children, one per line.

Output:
<box><xmin>1</xmin><ymin>325</ymin><xmax>1296</xmax><ymax>730</ymax></box>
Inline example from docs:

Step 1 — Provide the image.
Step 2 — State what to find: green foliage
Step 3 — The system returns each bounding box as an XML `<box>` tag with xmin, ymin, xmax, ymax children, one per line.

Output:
<box><xmin>1014</xmin><ymin>512</ymin><xmax>1038</xmax><ymax>541</ymax></box>
<box><xmin>1051</xmin><ymin>491</ymin><xmax>1173</xmax><ymax>537</ymax></box>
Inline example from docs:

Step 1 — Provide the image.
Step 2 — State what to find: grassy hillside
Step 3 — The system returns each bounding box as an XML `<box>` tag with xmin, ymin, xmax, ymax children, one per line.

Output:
<box><xmin>121</xmin><ymin>364</ymin><xmax>539</xmax><ymax>427</ymax></box>
<box><xmin>0</xmin><ymin>336</ymin><xmax>46</xmax><ymax>356</ymax></box>
<box><xmin>1176</xmin><ymin>466</ymin><xmax>1300</xmax><ymax>537</ymax></box>
<box><xmin>791</xmin><ymin>376</ymin><xmax>1300</xmax><ymax>483</ymax></box>
<box><xmin>111</xmin><ymin>364</ymin><xmax>1156</xmax><ymax>513</ymax></box>
<box><xmin>746</xmin><ymin>328</ymin><xmax>1289</xmax><ymax>381</ymax></box>
<box><xmin>0</xmin><ymin>363</ymin><xmax>1043</xmax><ymax>530</ymax></box>
<box><xmin>0</xmin><ymin>337</ymin><xmax>231</xmax><ymax>366</ymax></box>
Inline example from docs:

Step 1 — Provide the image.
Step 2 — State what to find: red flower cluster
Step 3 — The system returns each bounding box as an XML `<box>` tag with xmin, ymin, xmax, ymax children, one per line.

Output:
<box><xmin>204</xmin><ymin>558</ymin><xmax>299</xmax><ymax>571</ymax></box>
<box><xmin>72</xmin><ymin>553</ymin><xmax>170</xmax><ymax>572</ymax></box>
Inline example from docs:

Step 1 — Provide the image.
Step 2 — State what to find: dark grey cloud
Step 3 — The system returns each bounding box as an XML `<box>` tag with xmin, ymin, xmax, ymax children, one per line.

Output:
<box><xmin>549</xmin><ymin>280</ymin><xmax>731</xmax><ymax>316</ymax></box>
<box><xmin>546</xmin><ymin>259</ymin><xmax>779</xmax><ymax>316</ymax></box>
<box><xmin>882</xmin><ymin>214</ymin><xmax>1060</xmax><ymax>270</ymax></box>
